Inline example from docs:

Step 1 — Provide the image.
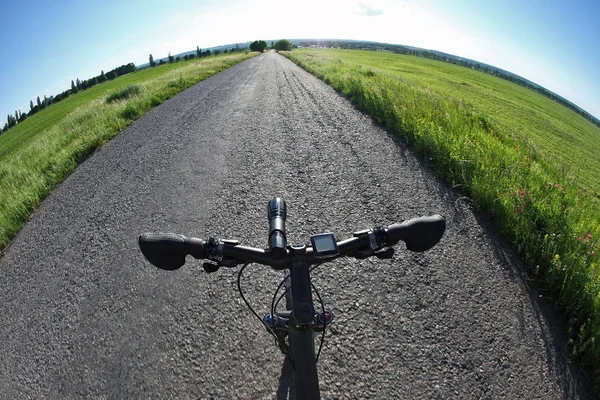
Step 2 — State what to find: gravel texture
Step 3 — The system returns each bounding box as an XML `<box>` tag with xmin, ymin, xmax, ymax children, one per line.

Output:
<box><xmin>0</xmin><ymin>51</ymin><xmax>592</xmax><ymax>399</ymax></box>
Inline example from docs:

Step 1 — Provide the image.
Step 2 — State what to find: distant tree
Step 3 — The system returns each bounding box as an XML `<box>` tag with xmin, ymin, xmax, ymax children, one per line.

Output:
<box><xmin>71</xmin><ymin>80</ymin><xmax>78</xmax><ymax>94</ymax></box>
<box><xmin>107</xmin><ymin>71</ymin><xmax>117</xmax><ymax>80</ymax></box>
<box><xmin>236</xmin><ymin>43</ymin><xmax>239</xmax><ymax>51</ymax></box>
<box><xmin>19</xmin><ymin>112</ymin><xmax>27</xmax><ymax>122</ymax></box>
<box><xmin>159</xmin><ymin>59</ymin><xmax>166</xmax><ymax>65</ymax></box>
<box><xmin>183</xmin><ymin>54</ymin><xmax>189</xmax><ymax>61</ymax></box>
<box><xmin>196</xmin><ymin>46</ymin><xmax>201</xmax><ymax>58</ymax></box>
<box><xmin>189</xmin><ymin>53</ymin><xmax>195</xmax><ymax>59</ymax></box>
<box><xmin>214</xmin><ymin>49</ymin><xmax>221</xmax><ymax>55</ymax></box>
<box><xmin>42</xmin><ymin>95</ymin><xmax>48</xmax><ymax>108</ymax></box>
<box><xmin>37</xmin><ymin>96</ymin><xmax>42</xmax><ymax>109</ymax></box>
<box><xmin>271</xmin><ymin>41</ymin><xmax>274</xmax><ymax>48</ymax></box>
<box><xmin>7</xmin><ymin>113</ymin><xmax>17</xmax><ymax>128</ymax></box>
<box><xmin>149</xmin><ymin>54</ymin><xmax>156</xmax><ymax>67</ymax></box>
<box><xmin>223</xmin><ymin>49</ymin><xmax>228</xmax><ymax>54</ymax></box>
<box><xmin>274</xmin><ymin>39</ymin><xmax>292</xmax><ymax>51</ymax></box>
<box><xmin>30</xmin><ymin>100</ymin><xmax>34</xmax><ymax>111</ymax></box>
<box><xmin>175</xmin><ymin>56</ymin><xmax>181</xmax><ymax>62</ymax></box>
<box><xmin>168</xmin><ymin>52</ymin><xmax>174</xmax><ymax>63</ymax></box>
<box><xmin>100</xmin><ymin>70</ymin><xmax>107</xmax><ymax>82</ymax></box>
<box><xmin>250</xmin><ymin>40</ymin><xmax>268</xmax><ymax>52</ymax></box>
<box><xmin>91</xmin><ymin>76</ymin><xmax>98</xmax><ymax>86</ymax></box>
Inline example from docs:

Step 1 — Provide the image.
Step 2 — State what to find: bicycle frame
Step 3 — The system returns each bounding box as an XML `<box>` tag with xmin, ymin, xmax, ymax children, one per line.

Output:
<box><xmin>287</xmin><ymin>244</ymin><xmax>320</xmax><ymax>399</ymax></box>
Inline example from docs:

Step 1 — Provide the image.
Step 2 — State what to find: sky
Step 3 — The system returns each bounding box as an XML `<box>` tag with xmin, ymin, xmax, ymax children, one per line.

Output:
<box><xmin>1</xmin><ymin>0</ymin><xmax>599</xmax><ymax>124</ymax></box>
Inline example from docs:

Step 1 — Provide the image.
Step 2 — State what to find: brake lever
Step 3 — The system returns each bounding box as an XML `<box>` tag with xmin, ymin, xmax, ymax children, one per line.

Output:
<box><xmin>202</xmin><ymin>262</ymin><xmax>220</xmax><ymax>273</ymax></box>
<box><xmin>202</xmin><ymin>257</ymin><xmax>240</xmax><ymax>273</ymax></box>
<box><xmin>374</xmin><ymin>247</ymin><xmax>394</xmax><ymax>259</ymax></box>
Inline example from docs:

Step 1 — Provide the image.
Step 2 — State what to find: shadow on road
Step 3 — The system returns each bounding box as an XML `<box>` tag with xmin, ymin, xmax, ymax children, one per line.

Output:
<box><xmin>276</xmin><ymin>357</ymin><xmax>294</xmax><ymax>400</ymax></box>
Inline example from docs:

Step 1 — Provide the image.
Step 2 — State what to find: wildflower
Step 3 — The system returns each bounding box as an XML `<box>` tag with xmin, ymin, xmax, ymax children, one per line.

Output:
<box><xmin>593</xmin><ymin>251</ymin><xmax>596</xmax><ymax>256</ymax></box>
<box><xmin>555</xmin><ymin>183</ymin><xmax>560</xmax><ymax>188</ymax></box>
<box><xmin>515</xmin><ymin>206</ymin><xmax>523</xmax><ymax>214</ymax></box>
<box><xmin>588</xmin><ymin>233</ymin><xmax>593</xmax><ymax>238</ymax></box>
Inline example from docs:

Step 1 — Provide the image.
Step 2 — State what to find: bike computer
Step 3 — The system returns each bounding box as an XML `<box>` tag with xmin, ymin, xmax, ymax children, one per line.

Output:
<box><xmin>310</xmin><ymin>233</ymin><xmax>339</xmax><ymax>259</ymax></box>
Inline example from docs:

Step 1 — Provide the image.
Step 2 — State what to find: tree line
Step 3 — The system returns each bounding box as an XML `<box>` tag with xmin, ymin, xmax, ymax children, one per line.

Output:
<box><xmin>3</xmin><ymin>40</ymin><xmax>292</xmax><ymax>135</ymax></box>
<box><xmin>2</xmin><ymin>63</ymin><xmax>136</xmax><ymax>134</ymax></box>
<box><xmin>148</xmin><ymin>43</ymin><xmax>248</xmax><ymax>67</ymax></box>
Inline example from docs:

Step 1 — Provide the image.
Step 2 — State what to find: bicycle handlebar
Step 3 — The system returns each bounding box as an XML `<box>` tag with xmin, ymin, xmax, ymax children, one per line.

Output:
<box><xmin>139</xmin><ymin>215</ymin><xmax>445</xmax><ymax>271</ymax></box>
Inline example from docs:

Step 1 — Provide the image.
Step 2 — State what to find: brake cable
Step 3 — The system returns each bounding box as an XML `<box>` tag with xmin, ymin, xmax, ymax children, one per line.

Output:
<box><xmin>236</xmin><ymin>263</ymin><xmax>293</xmax><ymax>366</ymax></box>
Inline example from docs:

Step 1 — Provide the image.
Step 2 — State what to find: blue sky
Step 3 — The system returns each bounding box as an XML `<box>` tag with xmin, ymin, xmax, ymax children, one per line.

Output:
<box><xmin>1</xmin><ymin>0</ymin><xmax>599</xmax><ymax>124</ymax></box>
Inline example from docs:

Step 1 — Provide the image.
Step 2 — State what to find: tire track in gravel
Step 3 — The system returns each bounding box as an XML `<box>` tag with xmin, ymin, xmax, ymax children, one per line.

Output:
<box><xmin>0</xmin><ymin>51</ymin><xmax>591</xmax><ymax>399</ymax></box>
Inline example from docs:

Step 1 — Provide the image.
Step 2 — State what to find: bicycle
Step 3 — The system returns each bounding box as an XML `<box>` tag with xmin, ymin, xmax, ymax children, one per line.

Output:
<box><xmin>139</xmin><ymin>198</ymin><xmax>446</xmax><ymax>399</ymax></box>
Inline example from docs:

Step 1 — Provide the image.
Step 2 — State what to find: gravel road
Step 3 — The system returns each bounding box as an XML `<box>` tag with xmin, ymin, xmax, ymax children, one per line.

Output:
<box><xmin>0</xmin><ymin>51</ymin><xmax>591</xmax><ymax>399</ymax></box>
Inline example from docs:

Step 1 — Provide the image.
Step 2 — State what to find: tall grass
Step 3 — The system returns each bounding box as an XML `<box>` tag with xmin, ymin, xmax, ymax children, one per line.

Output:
<box><xmin>283</xmin><ymin>49</ymin><xmax>600</xmax><ymax>392</ymax></box>
<box><xmin>0</xmin><ymin>53</ymin><xmax>257</xmax><ymax>251</ymax></box>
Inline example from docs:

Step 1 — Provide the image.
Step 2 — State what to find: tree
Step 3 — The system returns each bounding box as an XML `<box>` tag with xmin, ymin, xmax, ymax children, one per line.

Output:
<box><xmin>149</xmin><ymin>54</ymin><xmax>156</xmax><ymax>67</ymax></box>
<box><xmin>42</xmin><ymin>95</ymin><xmax>48</xmax><ymax>108</ymax></box>
<box><xmin>37</xmin><ymin>96</ymin><xmax>42</xmax><ymax>109</ymax></box>
<box><xmin>76</xmin><ymin>78</ymin><xmax>82</xmax><ymax>90</ymax></box>
<box><xmin>30</xmin><ymin>100</ymin><xmax>34</xmax><ymax>111</ymax></box>
<box><xmin>168</xmin><ymin>52</ymin><xmax>174</xmax><ymax>63</ymax></box>
<box><xmin>7</xmin><ymin>113</ymin><xmax>17</xmax><ymax>128</ymax></box>
<box><xmin>250</xmin><ymin>40</ymin><xmax>268</xmax><ymax>52</ymax></box>
<box><xmin>196</xmin><ymin>46</ymin><xmax>201</xmax><ymax>58</ymax></box>
<box><xmin>100</xmin><ymin>70</ymin><xmax>107</xmax><ymax>82</ymax></box>
<box><xmin>274</xmin><ymin>39</ymin><xmax>292</xmax><ymax>51</ymax></box>
<box><xmin>107</xmin><ymin>71</ymin><xmax>117</xmax><ymax>80</ymax></box>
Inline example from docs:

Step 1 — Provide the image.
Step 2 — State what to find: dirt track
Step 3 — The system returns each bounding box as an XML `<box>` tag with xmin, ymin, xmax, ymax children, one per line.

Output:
<box><xmin>0</xmin><ymin>51</ymin><xmax>591</xmax><ymax>398</ymax></box>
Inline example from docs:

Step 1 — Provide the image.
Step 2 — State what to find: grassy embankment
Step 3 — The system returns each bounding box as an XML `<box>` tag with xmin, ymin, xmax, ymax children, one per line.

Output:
<box><xmin>0</xmin><ymin>52</ymin><xmax>257</xmax><ymax>250</ymax></box>
<box><xmin>283</xmin><ymin>48</ymin><xmax>600</xmax><ymax>392</ymax></box>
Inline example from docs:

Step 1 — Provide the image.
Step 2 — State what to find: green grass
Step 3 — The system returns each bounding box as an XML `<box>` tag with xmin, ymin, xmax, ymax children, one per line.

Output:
<box><xmin>283</xmin><ymin>48</ymin><xmax>600</xmax><ymax>393</ymax></box>
<box><xmin>0</xmin><ymin>52</ymin><xmax>257</xmax><ymax>251</ymax></box>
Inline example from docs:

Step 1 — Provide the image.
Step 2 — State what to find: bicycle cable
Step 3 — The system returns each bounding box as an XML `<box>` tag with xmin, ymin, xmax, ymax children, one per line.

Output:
<box><xmin>236</xmin><ymin>263</ymin><xmax>282</xmax><ymax>344</ymax></box>
<box><xmin>311</xmin><ymin>280</ymin><xmax>327</xmax><ymax>362</ymax></box>
<box><xmin>270</xmin><ymin>265</ymin><xmax>328</xmax><ymax>363</ymax></box>
<box><xmin>237</xmin><ymin>262</ymin><xmax>294</xmax><ymax>366</ymax></box>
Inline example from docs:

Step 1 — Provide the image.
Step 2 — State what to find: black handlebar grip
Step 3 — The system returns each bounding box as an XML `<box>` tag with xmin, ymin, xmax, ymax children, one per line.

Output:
<box><xmin>387</xmin><ymin>215</ymin><xmax>446</xmax><ymax>252</ymax></box>
<box><xmin>139</xmin><ymin>233</ymin><xmax>205</xmax><ymax>270</ymax></box>
<box><xmin>267</xmin><ymin>198</ymin><xmax>287</xmax><ymax>260</ymax></box>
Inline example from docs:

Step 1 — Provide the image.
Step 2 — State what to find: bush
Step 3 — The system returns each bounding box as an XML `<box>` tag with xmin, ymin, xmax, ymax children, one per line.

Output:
<box><xmin>274</xmin><ymin>39</ymin><xmax>292</xmax><ymax>52</ymax></box>
<box><xmin>250</xmin><ymin>40</ymin><xmax>268</xmax><ymax>52</ymax></box>
<box><xmin>106</xmin><ymin>85</ymin><xmax>142</xmax><ymax>103</ymax></box>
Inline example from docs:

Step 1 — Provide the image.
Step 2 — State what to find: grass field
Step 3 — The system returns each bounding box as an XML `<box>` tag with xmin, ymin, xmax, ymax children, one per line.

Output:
<box><xmin>283</xmin><ymin>48</ymin><xmax>600</xmax><ymax>392</ymax></box>
<box><xmin>0</xmin><ymin>52</ymin><xmax>257</xmax><ymax>251</ymax></box>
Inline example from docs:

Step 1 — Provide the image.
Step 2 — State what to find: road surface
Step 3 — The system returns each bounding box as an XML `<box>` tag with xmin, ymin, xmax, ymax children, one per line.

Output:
<box><xmin>0</xmin><ymin>51</ymin><xmax>591</xmax><ymax>398</ymax></box>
